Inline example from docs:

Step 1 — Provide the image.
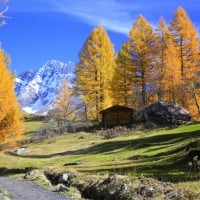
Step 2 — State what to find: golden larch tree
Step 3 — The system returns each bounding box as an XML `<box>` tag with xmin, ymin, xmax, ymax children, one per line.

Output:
<box><xmin>128</xmin><ymin>15</ymin><xmax>158</xmax><ymax>108</ymax></box>
<box><xmin>156</xmin><ymin>17</ymin><xmax>182</xmax><ymax>103</ymax></box>
<box><xmin>76</xmin><ymin>26</ymin><xmax>115</xmax><ymax>119</ymax></box>
<box><xmin>169</xmin><ymin>7</ymin><xmax>200</xmax><ymax>117</ymax></box>
<box><xmin>111</xmin><ymin>41</ymin><xmax>135</xmax><ymax>107</ymax></box>
<box><xmin>0</xmin><ymin>49</ymin><xmax>23</xmax><ymax>144</ymax></box>
<box><xmin>53</xmin><ymin>78</ymin><xmax>75</xmax><ymax>129</ymax></box>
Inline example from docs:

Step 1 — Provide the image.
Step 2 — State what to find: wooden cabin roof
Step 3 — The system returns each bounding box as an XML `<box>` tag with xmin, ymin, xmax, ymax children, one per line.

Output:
<box><xmin>100</xmin><ymin>105</ymin><xmax>133</xmax><ymax>114</ymax></box>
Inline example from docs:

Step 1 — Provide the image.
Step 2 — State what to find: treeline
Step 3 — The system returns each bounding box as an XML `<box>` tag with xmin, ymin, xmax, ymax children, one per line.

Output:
<box><xmin>75</xmin><ymin>7</ymin><xmax>200</xmax><ymax>120</ymax></box>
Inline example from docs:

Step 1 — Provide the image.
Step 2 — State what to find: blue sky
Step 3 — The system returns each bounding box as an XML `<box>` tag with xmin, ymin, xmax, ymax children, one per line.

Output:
<box><xmin>0</xmin><ymin>0</ymin><xmax>200</xmax><ymax>74</ymax></box>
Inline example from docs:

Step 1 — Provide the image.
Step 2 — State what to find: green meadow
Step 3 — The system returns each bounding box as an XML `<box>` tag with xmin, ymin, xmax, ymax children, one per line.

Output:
<box><xmin>1</xmin><ymin>119</ymin><xmax>200</xmax><ymax>179</ymax></box>
<box><xmin>1</xmin><ymin>118</ymin><xmax>200</xmax><ymax>196</ymax></box>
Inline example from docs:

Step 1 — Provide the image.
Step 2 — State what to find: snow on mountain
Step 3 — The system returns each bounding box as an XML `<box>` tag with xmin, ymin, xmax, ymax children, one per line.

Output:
<box><xmin>15</xmin><ymin>60</ymin><xmax>75</xmax><ymax>115</ymax></box>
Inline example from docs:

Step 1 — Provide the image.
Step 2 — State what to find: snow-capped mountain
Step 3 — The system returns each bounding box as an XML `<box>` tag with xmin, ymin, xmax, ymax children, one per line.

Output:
<box><xmin>15</xmin><ymin>60</ymin><xmax>75</xmax><ymax>115</ymax></box>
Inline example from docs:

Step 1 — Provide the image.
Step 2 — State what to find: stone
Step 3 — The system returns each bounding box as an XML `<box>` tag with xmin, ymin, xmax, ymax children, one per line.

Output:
<box><xmin>15</xmin><ymin>147</ymin><xmax>30</xmax><ymax>155</ymax></box>
<box><xmin>57</xmin><ymin>184</ymin><xmax>69</xmax><ymax>192</ymax></box>
<box><xmin>58</xmin><ymin>173</ymin><xmax>69</xmax><ymax>183</ymax></box>
<box><xmin>44</xmin><ymin>171</ymin><xmax>75</xmax><ymax>187</ymax></box>
<box><xmin>165</xmin><ymin>190</ymin><xmax>184</xmax><ymax>199</ymax></box>
<box><xmin>143</xmin><ymin>102</ymin><xmax>192</xmax><ymax>125</ymax></box>
<box><xmin>120</xmin><ymin>183</ymin><xmax>128</xmax><ymax>191</ymax></box>
<box><xmin>58</xmin><ymin>172</ymin><xmax>75</xmax><ymax>185</ymax></box>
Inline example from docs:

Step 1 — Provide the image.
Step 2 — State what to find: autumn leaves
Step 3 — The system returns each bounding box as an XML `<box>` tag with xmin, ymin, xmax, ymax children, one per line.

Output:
<box><xmin>0</xmin><ymin>50</ymin><xmax>23</xmax><ymax>144</ymax></box>
<box><xmin>76</xmin><ymin>7</ymin><xmax>200</xmax><ymax>120</ymax></box>
<box><xmin>0</xmin><ymin>6</ymin><xmax>199</xmax><ymax>145</ymax></box>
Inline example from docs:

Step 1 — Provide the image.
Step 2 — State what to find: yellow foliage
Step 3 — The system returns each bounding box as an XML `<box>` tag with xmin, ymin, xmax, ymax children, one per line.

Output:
<box><xmin>53</xmin><ymin>79</ymin><xmax>75</xmax><ymax>121</ymax></box>
<box><xmin>170</xmin><ymin>7</ymin><xmax>200</xmax><ymax>116</ymax></box>
<box><xmin>156</xmin><ymin>17</ymin><xmax>183</xmax><ymax>103</ymax></box>
<box><xmin>76</xmin><ymin>26</ymin><xmax>115</xmax><ymax>119</ymax></box>
<box><xmin>111</xmin><ymin>42</ymin><xmax>135</xmax><ymax>107</ymax></box>
<box><xmin>0</xmin><ymin>50</ymin><xmax>23</xmax><ymax>144</ymax></box>
<box><xmin>128</xmin><ymin>15</ymin><xmax>157</xmax><ymax>108</ymax></box>
<box><xmin>76</xmin><ymin>8</ymin><xmax>200</xmax><ymax>120</ymax></box>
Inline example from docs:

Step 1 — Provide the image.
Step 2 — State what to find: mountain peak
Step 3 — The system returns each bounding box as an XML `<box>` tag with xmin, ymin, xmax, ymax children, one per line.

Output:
<box><xmin>39</xmin><ymin>60</ymin><xmax>75</xmax><ymax>74</ymax></box>
<box><xmin>15</xmin><ymin>60</ymin><xmax>75</xmax><ymax>115</ymax></box>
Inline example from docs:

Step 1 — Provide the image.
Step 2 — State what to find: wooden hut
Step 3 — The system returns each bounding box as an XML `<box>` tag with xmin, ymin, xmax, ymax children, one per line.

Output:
<box><xmin>100</xmin><ymin>105</ymin><xmax>134</xmax><ymax>128</ymax></box>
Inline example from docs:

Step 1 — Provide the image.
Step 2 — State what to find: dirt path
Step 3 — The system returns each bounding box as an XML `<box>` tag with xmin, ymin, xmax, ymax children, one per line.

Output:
<box><xmin>0</xmin><ymin>177</ymin><xmax>73</xmax><ymax>200</ymax></box>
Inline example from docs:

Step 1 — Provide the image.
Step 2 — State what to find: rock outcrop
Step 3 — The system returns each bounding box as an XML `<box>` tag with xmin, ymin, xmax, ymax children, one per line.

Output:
<box><xmin>142</xmin><ymin>102</ymin><xmax>192</xmax><ymax>125</ymax></box>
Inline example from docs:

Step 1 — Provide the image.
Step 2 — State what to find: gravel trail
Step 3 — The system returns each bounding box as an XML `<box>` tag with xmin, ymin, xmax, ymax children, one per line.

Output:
<box><xmin>0</xmin><ymin>177</ymin><xmax>73</xmax><ymax>200</ymax></box>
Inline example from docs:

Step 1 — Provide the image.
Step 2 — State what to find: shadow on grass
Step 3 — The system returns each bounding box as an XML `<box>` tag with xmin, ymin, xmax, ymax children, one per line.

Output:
<box><xmin>77</xmin><ymin>158</ymin><xmax>194</xmax><ymax>183</ymax></box>
<box><xmin>8</xmin><ymin>128</ymin><xmax>200</xmax><ymax>159</ymax></box>
<box><xmin>5</xmin><ymin>127</ymin><xmax>200</xmax><ymax>182</ymax></box>
<box><xmin>0</xmin><ymin>167</ymin><xmax>36</xmax><ymax>176</ymax></box>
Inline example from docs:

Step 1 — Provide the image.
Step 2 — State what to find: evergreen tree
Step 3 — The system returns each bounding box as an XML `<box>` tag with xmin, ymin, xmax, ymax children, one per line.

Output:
<box><xmin>0</xmin><ymin>49</ymin><xmax>23</xmax><ymax>144</ymax></box>
<box><xmin>76</xmin><ymin>26</ymin><xmax>115</xmax><ymax>119</ymax></box>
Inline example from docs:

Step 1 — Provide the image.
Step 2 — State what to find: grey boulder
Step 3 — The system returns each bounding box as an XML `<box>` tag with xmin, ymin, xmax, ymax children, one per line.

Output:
<box><xmin>143</xmin><ymin>102</ymin><xmax>192</xmax><ymax>125</ymax></box>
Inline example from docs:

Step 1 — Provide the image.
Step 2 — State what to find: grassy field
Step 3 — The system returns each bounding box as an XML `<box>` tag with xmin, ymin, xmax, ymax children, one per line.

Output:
<box><xmin>1</xmin><ymin>119</ymin><xmax>200</xmax><ymax>185</ymax></box>
<box><xmin>1</xmin><ymin>118</ymin><xmax>200</xmax><ymax>198</ymax></box>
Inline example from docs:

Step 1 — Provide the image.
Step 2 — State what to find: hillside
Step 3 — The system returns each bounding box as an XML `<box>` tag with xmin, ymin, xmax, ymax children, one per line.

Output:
<box><xmin>1</xmin><ymin>121</ymin><xmax>200</xmax><ymax>199</ymax></box>
<box><xmin>9</xmin><ymin>123</ymin><xmax>200</xmax><ymax>179</ymax></box>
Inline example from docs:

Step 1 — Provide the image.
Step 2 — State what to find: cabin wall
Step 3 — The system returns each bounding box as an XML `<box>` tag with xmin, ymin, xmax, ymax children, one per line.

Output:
<box><xmin>102</xmin><ymin>109</ymin><xmax>133</xmax><ymax>128</ymax></box>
